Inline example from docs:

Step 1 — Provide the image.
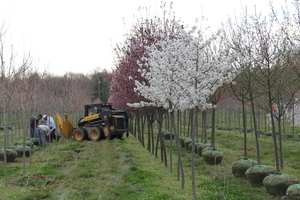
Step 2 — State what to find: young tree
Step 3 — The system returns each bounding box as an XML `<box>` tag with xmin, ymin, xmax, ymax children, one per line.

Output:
<box><xmin>244</xmin><ymin>7</ymin><xmax>296</xmax><ymax>172</ymax></box>
<box><xmin>0</xmin><ymin>25</ymin><xmax>32</xmax><ymax>186</ymax></box>
<box><xmin>223</xmin><ymin>15</ymin><xmax>264</xmax><ymax>164</ymax></box>
<box><xmin>208</xmin><ymin>86</ymin><xmax>227</xmax><ymax>149</ymax></box>
<box><xmin>109</xmin><ymin>2</ymin><xmax>183</xmax><ymax>169</ymax></box>
<box><xmin>109</xmin><ymin>17</ymin><xmax>156</xmax><ymax>112</ymax></box>
<box><xmin>130</xmin><ymin>20</ymin><xmax>239</xmax><ymax>198</ymax></box>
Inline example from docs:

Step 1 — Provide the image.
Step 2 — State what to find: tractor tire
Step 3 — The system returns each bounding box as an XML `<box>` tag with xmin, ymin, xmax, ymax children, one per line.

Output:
<box><xmin>89</xmin><ymin>127</ymin><xmax>104</xmax><ymax>141</ymax></box>
<box><xmin>73</xmin><ymin>128</ymin><xmax>88</xmax><ymax>141</ymax></box>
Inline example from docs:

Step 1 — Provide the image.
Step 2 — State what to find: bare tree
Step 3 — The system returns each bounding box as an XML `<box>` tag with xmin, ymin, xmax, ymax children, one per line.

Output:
<box><xmin>0</xmin><ymin>24</ymin><xmax>32</xmax><ymax>186</ymax></box>
<box><xmin>244</xmin><ymin>7</ymin><xmax>296</xmax><ymax>172</ymax></box>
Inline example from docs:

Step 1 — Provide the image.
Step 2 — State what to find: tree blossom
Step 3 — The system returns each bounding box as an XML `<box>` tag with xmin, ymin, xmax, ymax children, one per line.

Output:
<box><xmin>129</xmin><ymin>21</ymin><xmax>240</xmax><ymax>112</ymax></box>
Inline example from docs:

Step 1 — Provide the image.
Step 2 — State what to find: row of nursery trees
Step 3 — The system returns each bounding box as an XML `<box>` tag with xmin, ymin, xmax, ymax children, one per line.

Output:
<box><xmin>108</xmin><ymin>1</ymin><xmax>300</xmax><ymax>198</ymax></box>
<box><xmin>0</xmin><ymin>20</ymin><xmax>114</xmax><ymax>186</ymax></box>
<box><xmin>0</xmin><ymin>25</ymin><xmax>113</xmax><ymax>187</ymax></box>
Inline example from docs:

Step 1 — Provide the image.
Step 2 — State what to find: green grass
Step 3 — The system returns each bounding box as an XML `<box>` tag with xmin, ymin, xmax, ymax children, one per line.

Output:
<box><xmin>0</xmin><ymin>128</ymin><xmax>299</xmax><ymax>199</ymax></box>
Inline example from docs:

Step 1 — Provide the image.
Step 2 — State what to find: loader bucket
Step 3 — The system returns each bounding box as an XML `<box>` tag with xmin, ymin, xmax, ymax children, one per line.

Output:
<box><xmin>56</xmin><ymin>113</ymin><xmax>63</xmax><ymax>133</ymax></box>
<box><xmin>56</xmin><ymin>113</ymin><xmax>74</xmax><ymax>138</ymax></box>
<box><xmin>63</xmin><ymin>114</ymin><xmax>75</xmax><ymax>138</ymax></box>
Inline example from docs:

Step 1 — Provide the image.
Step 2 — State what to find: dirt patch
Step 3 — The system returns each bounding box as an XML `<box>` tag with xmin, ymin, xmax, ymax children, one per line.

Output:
<box><xmin>290</xmin><ymin>149</ymin><xmax>298</xmax><ymax>152</ymax></box>
<box><xmin>9</xmin><ymin>174</ymin><xmax>46</xmax><ymax>187</ymax></box>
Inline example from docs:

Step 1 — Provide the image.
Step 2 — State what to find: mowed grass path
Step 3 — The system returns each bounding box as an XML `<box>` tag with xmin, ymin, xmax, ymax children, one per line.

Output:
<box><xmin>1</xmin><ymin>131</ymin><xmax>296</xmax><ymax>199</ymax></box>
<box><xmin>0</xmin><ymin>135</ymin><xmax>194</xmax><ymax>200</ymax></box>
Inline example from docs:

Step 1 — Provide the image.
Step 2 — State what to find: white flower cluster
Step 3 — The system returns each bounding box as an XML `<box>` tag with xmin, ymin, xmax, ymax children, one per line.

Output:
<box><xmin>129</xmin><ymin>21</ymin><xmax>240</xmax><ymax>112</ymax></box>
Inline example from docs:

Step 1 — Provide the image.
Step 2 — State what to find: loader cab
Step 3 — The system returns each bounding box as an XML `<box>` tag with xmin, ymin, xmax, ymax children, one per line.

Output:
<box><xmin>100</xmin><ymin>103</ymin><xmax>113</xmax><ymax>110</ymax></box>
<box><xmin>87</xmin><ymin>107</ymin><xmax>98</xmax><ymax>116</ymax></box>
<box><xmin>84</xmin><ymin>103</ymin><xmax>113</xmax><ymax>116</ymax></box>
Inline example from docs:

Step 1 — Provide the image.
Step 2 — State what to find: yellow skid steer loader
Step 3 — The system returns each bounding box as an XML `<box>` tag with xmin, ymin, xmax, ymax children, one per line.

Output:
<box><xmin>56</xmin><ymin>103</ymin><xmax>128</xmax><ymax>141</ymax></box>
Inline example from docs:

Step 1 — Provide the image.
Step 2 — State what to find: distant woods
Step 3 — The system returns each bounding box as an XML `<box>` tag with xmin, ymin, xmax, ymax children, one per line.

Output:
<box><xmin>0</xmin><ymin>70</ymin><xmax>112</xmax><ymax>116</ymax></box>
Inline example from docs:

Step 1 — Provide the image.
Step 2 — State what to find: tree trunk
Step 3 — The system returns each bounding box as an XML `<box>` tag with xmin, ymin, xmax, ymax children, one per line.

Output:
<box><xmin>151</xmin><ymin>120</ymin><xmax>154</xmax><ymax>155</ymax></box>
<box><xmin>170</xmin><ymin>111</ymin><xmax>185</xmax><ymax>190</ymax></box>
<box><xmin>155</xmin><ymin>108</ymin><xmax>167</xmax><ymax>167</ymax></box>
<box><xmin>242</xmin><ymin>100</ymin><xmax>248</xmax><ymax>159</ymax></box>
<box><xmin>202</xmin><ymin>110</ymin><xmax>207</xmax><ymax>143</ymax></box>
<box><xmin>177</xmin><ymin>111</ymin><xmax>180</xmax><ymax>137</ymax></box>
<box><xmin>137</xmin><ymin>114</ymin><xmax>141</xmax><ymax>142</ymax></box>
<box><xmin>250</xmin><ymin>98</ymin><xmax>261</xmax><ymax>164</ymax></box>
<box><xmin>188</xmin><ymin>110</ymin><xmax>193</xmax><ymax>137</ymax></box>
<box><xmin>269</xmin><ymin>104</ymin><xmax>280</xmax><ymax>172</ymax></box>
<box><xmin>2</xmin><ymin>104</ymin><xmax>8</xmax><ymax>187</ymax></box>
<box><xmin>147</xmin><ymin>116</ymin><xmax>151</xmax><ymax>152</ymax></box>
<box><xmin>191</xmin><ymin>107</ymin><xmax>198</xmax><ymax>199</ymax></box>
<box><xmin>170</xmin><ymin>115</ymin><xmax>173</xmax><ymax>173</ymax></box>
<box><xmin>277</xmin><ymin>118</ymin><xmax>284</xmax><ymax>169</ymax></box>
<box><xmin>141</xmin><ymin>115</ymin><xmax>145</xmax><ymax>147</ymax></box>
<box><xmin>183</xmin><ymin>111</ymin><xmax>187</xmax><ymax>137</ymax></box>
<box><xmin>292</xmin><ymin>106</ymin><xmax>295</xmax><ymax>143</ymax></box>
<box><xmin>211</xmin><ymin>107</ymin><xmax>216</xmax><ymax>148</ymax></box>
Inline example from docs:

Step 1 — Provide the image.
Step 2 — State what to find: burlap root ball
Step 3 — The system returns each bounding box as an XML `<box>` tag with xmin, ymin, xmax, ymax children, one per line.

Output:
<box><xmin>30</xmin><ymin>138</ymin><xmax>39</xmax><ymax>145</ymax></box>
<box><xmin>184</xmin><ymin>138</ymin><xmax>193</xmax><ymax>149</ymax></box>
<box><xmin>201</xmin><ymin>146</ymin><xmax>220</xmax><ymax>155</ymax></box>
<box><xmin>202</xmin><ymin>150</ymin><xmax>224</xmax><ymax>165</ymax></box>
<box><xmin>263</xmin><ymin>174</ymin><xmax>299</xmax><ymax>197</ymax></box>
<box><xmin>15</xmin><ymin>145</ymin><xmax>33</xmax><ymax>157</ymax></box>
<box><xmin>232</xmin><ymin>159</ymin><xmax>258</xmax><ymax>178</ymax></box>
<box><xmin>18</xmin><ymin>140</ymin><xmax>34</xmax><ymax>148</ymax></box>
<box><xmin>0</xmin><ymin>148</ymin><xmax>18</xmax><ymax>162</ymax></box>
<box><xmin>163</xmin><ymin>131</ymin><xmax>174</xmax><ymax>140</ymax></box>
<box><xmin>196</xmin><ymin>143</ymin><xmax>210</xmax><ymax>156</ymax></box>
<box><xmin>187</xmin><ymin>141</ymin><xmax>202</xmax><ymax>153</ymax></box>
<box><xmin>245</xmin><ymin>165</ymin><xmax>276</xmax><ymax>187</ymax></box>
<box><xmin>194</xmin><ymin>142</ymin><xmax>203</xmax><ymax>154</ymax></box>
<box><xmin>188</xmin><ymin>142</ymin><xmax>201</xmax><ymax>152</ymax></box>
<box><xmin>286</xmin><ymin>184</ymin><xmax>300</xmax><ymax>200</ymax></box>
<box><xmin>194</xmin><ymin>142</ymin><xmax>202</xmax><ymax>153</ymax></box>
<box><xmin>180</xmin><ymin>137</ymin><xmax>190</xmax><ymax>148</ymax></box>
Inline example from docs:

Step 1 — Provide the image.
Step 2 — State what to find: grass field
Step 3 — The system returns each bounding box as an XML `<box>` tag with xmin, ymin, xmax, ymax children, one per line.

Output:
<box><xmin>0</xmin><ymin>127</ymin><xmax>299</xmax><ymax>199</ymax></box>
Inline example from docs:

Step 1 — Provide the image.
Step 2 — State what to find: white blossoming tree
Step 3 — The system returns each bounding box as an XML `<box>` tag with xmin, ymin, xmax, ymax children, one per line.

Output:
<box><xmin>129</xmin><ymin>21</ymin><xmax>240</xmax><ymax>197</ymax></box>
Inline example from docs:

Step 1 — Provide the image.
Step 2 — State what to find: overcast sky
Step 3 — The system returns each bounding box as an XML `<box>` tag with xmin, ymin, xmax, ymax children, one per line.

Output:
<box><xmin>0</xmin><ymin>0</ymin><xmax>289</xmax><ymax>76</ymax></box>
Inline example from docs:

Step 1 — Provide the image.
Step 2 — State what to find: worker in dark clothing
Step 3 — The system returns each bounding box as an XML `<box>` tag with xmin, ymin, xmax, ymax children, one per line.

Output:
<box><xmin>29</xmin><ymin>114</ymin><xmax>42</xmax><ymax>138</ymax></box>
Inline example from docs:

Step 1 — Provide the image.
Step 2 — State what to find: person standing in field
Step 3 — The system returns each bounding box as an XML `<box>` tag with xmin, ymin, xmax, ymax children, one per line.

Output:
<box><xmin>43</xmin><ymin>115</ymin><xmax>58</xmax><ymax>142</ymax></box>
<box><xmin>37</xmin><ymin>125</ymin><xmax>50</xmax><ymax>147</ymax></box>
<box><xmin>29</xmin><ymin>114</ymin><xmax>42</xmax><ymax>138</ymax></box>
